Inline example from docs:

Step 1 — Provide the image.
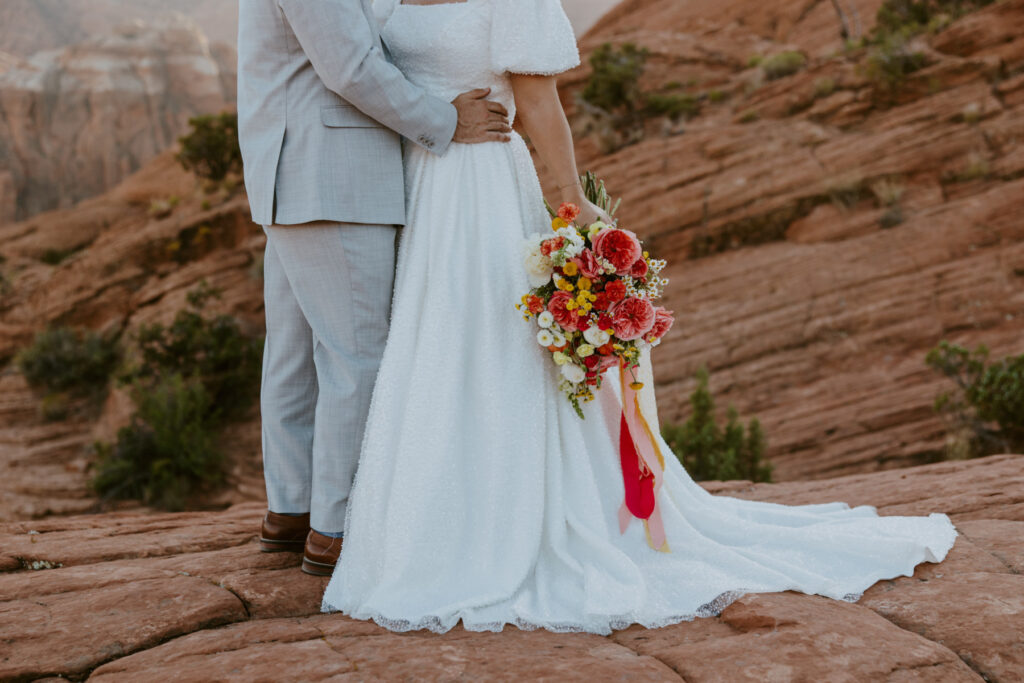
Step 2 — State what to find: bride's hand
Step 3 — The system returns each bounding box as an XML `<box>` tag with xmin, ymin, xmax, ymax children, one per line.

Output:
<box><xmin>575</xmin><ymin>198</ymin><xmax>614</xmax><ymax>228</ymax></box>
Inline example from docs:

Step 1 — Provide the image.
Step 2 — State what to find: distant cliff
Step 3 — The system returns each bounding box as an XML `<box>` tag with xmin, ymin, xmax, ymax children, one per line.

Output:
<box><xmin>0</xmin><ymin>18</ymin><xmax>235</xmax><ymax>223</ymax></box>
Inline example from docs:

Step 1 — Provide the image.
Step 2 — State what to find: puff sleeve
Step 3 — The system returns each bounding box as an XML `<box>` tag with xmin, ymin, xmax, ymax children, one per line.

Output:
<box><xmin>489</xmin><ymin>0</ymin><xmax>581</xmax><ymax>75</ymax></box>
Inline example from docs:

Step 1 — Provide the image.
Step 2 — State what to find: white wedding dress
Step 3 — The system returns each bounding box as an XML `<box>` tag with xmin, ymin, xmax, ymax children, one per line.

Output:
<box><xmin>321</xmin><ymin>0</ymin><xmax>958</xmax><ymax>634</ymax></box>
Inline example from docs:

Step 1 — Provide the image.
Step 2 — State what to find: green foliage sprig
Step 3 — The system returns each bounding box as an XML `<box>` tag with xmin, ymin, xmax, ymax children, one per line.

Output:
<box><xmin>662</xmin><ymin>366</ymin><xmax>773</xmax><ymax>482</ymax></box>
<box><xmin>926</xmin><ymin>341</ymin><xmax>1024</xmax><ymax>458</ymax></box>
<box><xmin>177</xmin><ymin>113</ymin><xmax>242</xmax><ymax>182</ymax></box>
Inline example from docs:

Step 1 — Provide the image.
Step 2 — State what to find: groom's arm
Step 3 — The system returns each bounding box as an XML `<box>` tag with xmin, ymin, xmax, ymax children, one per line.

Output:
<box><xmin>278</xmin><ymin>0</ymin><xmax>458</xmax><ymax>153</ymax></box>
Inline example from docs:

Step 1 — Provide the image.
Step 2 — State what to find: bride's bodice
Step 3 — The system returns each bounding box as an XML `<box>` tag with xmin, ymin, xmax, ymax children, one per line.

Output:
<box><xmin>383</xmin><ymin>1</ymin><xmax>519</xmax><ymax>121</ymax></box>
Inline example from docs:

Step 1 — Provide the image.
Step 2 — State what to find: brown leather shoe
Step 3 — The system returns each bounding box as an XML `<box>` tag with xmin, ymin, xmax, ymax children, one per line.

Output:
<box><xmin>259</xmin><ymin>511</ymin><xmax>310</xmax><ymax>553</ymax></box>
<box><xmin>302</xmin><ymin>530</ymin><xmax>343</xmax><ymax>576</ymax></box>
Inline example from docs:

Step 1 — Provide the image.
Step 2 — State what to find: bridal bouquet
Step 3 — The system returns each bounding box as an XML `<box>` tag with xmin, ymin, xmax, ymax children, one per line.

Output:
<box><xmin>516</xmin><ymin>174</ymin><xmax>674</xmax><ymax>419</ymax></box>
<box><xmin>517</xmin><ymin>174</ymin><xmax>676</xmax><ymax>552</ymax></box>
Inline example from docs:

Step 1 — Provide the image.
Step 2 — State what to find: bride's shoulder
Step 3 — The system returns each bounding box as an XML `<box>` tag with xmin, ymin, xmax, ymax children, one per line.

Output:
<box><xmin>486</xmin><ymin>0</ymin><xmax>579</xmax><ymax>75</ymax></box>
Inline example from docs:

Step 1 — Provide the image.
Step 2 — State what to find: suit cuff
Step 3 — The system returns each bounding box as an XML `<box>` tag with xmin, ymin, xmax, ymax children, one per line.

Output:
<box><xmin>414</xmin><ymin>99</ymin><xmax>458</xmax><ymax>155</ymax></box>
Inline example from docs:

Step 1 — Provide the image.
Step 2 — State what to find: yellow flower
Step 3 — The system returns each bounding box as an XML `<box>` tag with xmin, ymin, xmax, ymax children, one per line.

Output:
<box><xmin>552</xmin><ymin>217</ymin><xmax>568</xmax><ymax>230</ymax></box>
<box><xmin>577</xmin><ymin>277</ymin><xmax>592</xmax><ymax>291</ymax></box>
<box><xmin>566</xmin><ymin>300</ymin><xmax>578</xmax><ymax>311</ymax></box>
<box><xmin>578</xmin><ymin>344</ymin><xmax>595</xmax><ymax>358</ymax></box>
<box><xmin>553</xmin><ymin>352</ymin><xmax>569</xmax><ymax>366</ymax></box>
<box><xmin>562</xmin><ymin>261</ymin><xmax>579</xmax><ymax>277</ymax></box>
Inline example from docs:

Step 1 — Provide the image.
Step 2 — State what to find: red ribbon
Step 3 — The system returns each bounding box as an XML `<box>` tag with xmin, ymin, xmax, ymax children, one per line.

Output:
<box><xmin>617</xmin><ymin>365</ymin><xmax>670</xmax><ymax>553</ymax></box>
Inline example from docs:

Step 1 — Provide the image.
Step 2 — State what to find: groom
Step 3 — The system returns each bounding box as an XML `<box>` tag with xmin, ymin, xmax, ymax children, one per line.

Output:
<box><xmin>238</xmin><ymin>0</ymin><xmax>511</xmax><ymax>575</ymax></box>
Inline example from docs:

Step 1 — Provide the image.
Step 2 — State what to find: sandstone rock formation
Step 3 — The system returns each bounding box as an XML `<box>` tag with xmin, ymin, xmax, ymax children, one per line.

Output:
<box><xmin>553</xmin><ymin>0</ymin><xmax>1024</xmax><ymax>480</ymax></box>
<box><xmin>0</xmin><ymin>151</ymin><xmax>265</xmax><ymax>522</ymax></box>
<box><xmin>0</xmin><ymin>0</ymin><xmax>240</xmax><ymax>58</ymax></box>
<box><xmin>0</xmin><ymin>17</ymin><xmax>236</xmax><ymax>222</ymax></box>
<box><xmin>1</xmin><ymin>455</ymin><xmax>1021</xmax><ymax>681</ymax></box>
<box><xmin>2</xmin><ymin>0</ymin><xmax>1024</xmax><ymax>521</ymax></box>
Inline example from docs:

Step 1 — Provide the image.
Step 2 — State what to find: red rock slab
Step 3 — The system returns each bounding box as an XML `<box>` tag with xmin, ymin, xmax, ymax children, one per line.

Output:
<box><xmin>861</xmin><ymin>573</ymin><xmax>1024</xmax><ymax>681</ymax></box>
<box><xmin>954</xmin><ymin>519</ymin><xmax>1024</xmax><ymax>573</ymax></box>
<box><xmin>611</xmin><ymin>592</ymin><xmax>981</xmax><ymax>681</ymax></box>
<box><xmin>90</xmin><ymin>614</ymin><xmax>681</xmax><ymax>682</ymax></box>
<box><xmin>0</xmin><ymin>575</ymin><xmax>246</xmax><ymax>681</ymax></box>
<box><xmin>0</xmin><ymin>502</ymin><xmax>265</xmax><ymax>571</ymax></box>
<box><xmin>218</xmin><ymin>566</ymin><xmax>330</xmax><ymax>620</ymax></box>
<box><xmin>705</xmin><ymin>454</ymin><xmax>1024</xmax><ymax>522</ymax></box>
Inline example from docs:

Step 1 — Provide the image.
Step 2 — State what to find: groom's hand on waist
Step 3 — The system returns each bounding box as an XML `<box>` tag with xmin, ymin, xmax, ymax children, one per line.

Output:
<box><xmin>452</xmin><ymin>88</ymin><xmax>512</xmax><ymax>144</ymax></box>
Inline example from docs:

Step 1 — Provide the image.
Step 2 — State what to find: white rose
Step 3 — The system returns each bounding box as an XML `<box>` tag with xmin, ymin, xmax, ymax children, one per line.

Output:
<box><xmin>537</xmin><ymin>330</ymin><xmax>554</xmax><ymax>347</ymax></box>
<box><xmin>523</xmin><ymin>251</ymin><xmax>553</xmax><ymax>288</ymax></box>
<box><xmin>537</xmin><ymin>311</ymin><xmax>554</xmax><ymax>328</ymax></box>
<box><xmin>583</xmin><ymin>326</ymin><xmax>611</xmax><ymax>347</ymax></box>
<box><xmin>560</xmin><ymin>363</ymin><xmax>586</xmax><ymax>384</ymax></box>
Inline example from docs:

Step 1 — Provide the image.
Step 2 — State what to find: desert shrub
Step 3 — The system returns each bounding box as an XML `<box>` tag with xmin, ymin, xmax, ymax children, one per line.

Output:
<box><xmin>40</xmin><ymin>248</ymin><xmax>79</xmax><ymax>266</ymax></box>
<box><xmin>644</xmin><ymin>92</ymin><xmax>700</xmax><ymax>121</ymax></box>
<box><xmin>177</xmin><ymin>112</ymin><xmax>242</xmax><ymax>182</ymax></box>
<box><xmin>862</xmin><ymin>31</ymin><xmax>928</xmax><ymax>93</ymax></box>
<box><xmin>17</xmin><ymin>327</ymin><xmax>120</xmax><ymax>398</ymax></box>
<box><xmin>582</xmin><ymin>43</ymin><xmax>650</xmax><ymax>119</ymax></box>
<box><xmin>93</xmin><ymin>281</ymin><xmax>263</xmax><ymax>510</ymax></box>
<box><xmin>872</xmin><ymin>178</ymin><xmax>906</xmax><ymax>227</ymax></box>
<box><xmin>707</xmin><ymin>89</ymin><xmax>727</xmax><ymax>103</ymax></box>
<box><xmin>662</xmin><ymin>366</ymin><xmax>773</xmax><ymax>482</ymax></box>
<box><xmin>580</xmin><ymin>43</ymin><xmax>701</xmax><ymax>147</ymax></box>
<box><xmin>875</xmin><ymin>0</ymin><xmax>993</xmax><ymax>35</ymax></box>
<box><xmin>926</xmin><ymin>341</ymin><xmax>1024</xmax><ymax>458</ymax></box>
<box><xmin>813</xmin><ymin>77</ymin><xmax>837</xmax><ymax>98</ymax></box>
<box><xmin>944</xmin><ymin>151</ymin><xmax>991</xmax><ymax>183</ymax></box>
<box><xmin>738</xmin><ymin>109</ymin><xmax>760</xmax><ymax>123</ymax></box>
<box><xmin>122</xmin><ymin>281</ymin><xmax>263</xmax><ymax>422</ymax></box>
<box><xmin>92</xmin><ymin>374</ymin><xmax>222</xmax><ymax>510</ymax></box>
<box><xmin>760</xmin><ymin>51</ymin><xmax>807</xmax><ymax>80</ymax></box>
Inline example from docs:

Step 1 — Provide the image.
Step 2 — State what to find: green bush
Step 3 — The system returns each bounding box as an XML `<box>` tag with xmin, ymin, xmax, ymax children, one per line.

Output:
<box><xmin>926</xmin><ymin>342</ymin><xmax>1024</xmax><ymax>458</ymax></box>
<box><xmin>862</xmin><ymin>31</ymin><xmax>928</xmax><ymax>93</ymax></box>
<box><xmin>760</xmin><ymin>51</ymin><xmax>807</xmax><ymax>80</ymax></box>
<box><xmin>17</xmin><ymin>327</ymin><xmax>121</xmax><ymax>398</ymax></box>
<box><xmin>177</xmin><ymin>112</ymin><xmax>242</xmax><ymax>182</ymax></box>
<box><xmin>580</xmin><ymin>43</ymin><xmax>700</xmax><ymax>146</ymax></box>
<box><xmin>123</xmin><ymin>282</ymin><xmax>263</xmax><ymax>422</ymax></box>
<box><xmin>92</xmin><ymin>375</ymin><xmax>222</xmax><ymax>511</ymax></box>
<box><xmin>644</xmin><ymin>92</ymin><xmax>700</xmax><ymax>121</ymax></box>
<box><xmin>662</xmin><ymin>366</ymin><xmax>773</xmax><ymax>482</ymax></box>
<box><xmin>875</xmin><ymin>0</ymin><xmax>993</xmax><ymax>35</ymax></box>
<box><xmin>93</xmin><ymin>281</ymin><xmax>263</xmax><ymax>510</ymax></box>
<box><xmin>582</xmin><ymin>43</ymin><xmax>650</xmax><ymax>118</ymax></box>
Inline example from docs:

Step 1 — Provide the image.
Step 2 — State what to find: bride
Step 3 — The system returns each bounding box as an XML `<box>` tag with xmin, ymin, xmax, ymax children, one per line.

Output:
<box><xmin>321</xmin><ymin>0</ymin><xmax>957</xmax><ymax>634</ymax></box>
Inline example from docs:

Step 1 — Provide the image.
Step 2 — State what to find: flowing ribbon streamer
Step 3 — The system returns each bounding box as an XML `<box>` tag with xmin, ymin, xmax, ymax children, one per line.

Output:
<box><xmin>617</xmin><ymin>356</ymin><xmax>670</xmax><ymax>553</ymax></box>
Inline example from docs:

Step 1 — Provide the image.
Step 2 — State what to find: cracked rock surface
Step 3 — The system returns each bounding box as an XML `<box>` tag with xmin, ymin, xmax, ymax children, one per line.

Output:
<box><xmin>2</xmin><ymin>455</ymin><xmax>1021</xmax><ymax>681</ymax></box>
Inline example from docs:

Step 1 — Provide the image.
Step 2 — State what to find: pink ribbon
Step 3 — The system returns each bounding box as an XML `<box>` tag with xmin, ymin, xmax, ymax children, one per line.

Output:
<box><xmin>617</xmin><ymin>365</ymin><xmax>670</xmax><ymax>553</ymax></box>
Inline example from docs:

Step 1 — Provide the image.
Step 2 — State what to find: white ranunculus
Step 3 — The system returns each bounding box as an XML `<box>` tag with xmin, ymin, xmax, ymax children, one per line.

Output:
<box><xmin>523</xmin><ymin>250</ymin><xmax>554</xmax><ymax>288</ymax></box>
<box><xmin>560</xmin><ymin>363</ymin><xmax>586</xmax><ymax>384</ymax></box>
<box><xmin>583</xmin><ymin>326</ymin><xmax>611</xmax><ymax>347</ymax></box>
<box><xmin>537</xmin><ymin>311</ymin><xmax>554</xmax><ymax>329</ymax></box>
<box><xmin>536</xmin><ymin>329</ymin><xmax>554</xmax><ymax>347</ymax></box>
<box><xmin>552</xmin><ymin>332</ymin><xmax>566</xmax><ymax>348</ymax></box>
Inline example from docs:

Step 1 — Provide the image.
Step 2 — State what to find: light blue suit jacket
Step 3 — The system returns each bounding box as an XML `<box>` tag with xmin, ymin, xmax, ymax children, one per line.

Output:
<box><xmin>237</xmin><ymin>0</ymin><xmax>458</xmax><ymax>226</ymax></box>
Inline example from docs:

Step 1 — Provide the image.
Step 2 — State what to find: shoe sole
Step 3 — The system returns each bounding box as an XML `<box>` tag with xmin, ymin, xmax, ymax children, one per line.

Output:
<box><xmin>301</xmin><ymin>557</ymin><xmax>337</xmax><ymax>576</ymax></box>
<box><xmin>259</xmin><ymin>537</ymin><xmax>306</xmax><ymax>553</ymax></box>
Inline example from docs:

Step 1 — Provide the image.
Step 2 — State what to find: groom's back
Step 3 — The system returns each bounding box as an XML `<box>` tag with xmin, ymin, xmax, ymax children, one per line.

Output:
<box><xmin>237</xmin><ymin>0</ymin><xmax>406</xmax><ymax>228</ymax></box>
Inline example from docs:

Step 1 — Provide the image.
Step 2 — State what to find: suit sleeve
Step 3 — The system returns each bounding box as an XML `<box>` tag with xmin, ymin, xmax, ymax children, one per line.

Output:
<box><xmin>278</xmin><ymin>0</ymin><xmax>457</xmax><ymax>154</ymax></box>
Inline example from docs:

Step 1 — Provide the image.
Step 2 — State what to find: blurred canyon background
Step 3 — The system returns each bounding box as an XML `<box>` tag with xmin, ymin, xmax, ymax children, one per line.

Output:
<box><xmin>0</xmin><ymin>0</ymin><xmax>1022</xmax><ymax>524</ymax></box>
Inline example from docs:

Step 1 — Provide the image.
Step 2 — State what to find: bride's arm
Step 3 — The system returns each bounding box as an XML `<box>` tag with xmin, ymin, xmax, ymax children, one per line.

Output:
<box><xmin>511</xmin><ymin>75</ymin><xmax>611</xmax><ymax>226</ymax></box>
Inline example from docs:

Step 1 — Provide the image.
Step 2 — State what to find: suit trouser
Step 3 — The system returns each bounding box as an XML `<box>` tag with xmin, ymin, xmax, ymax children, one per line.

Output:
<box><xmin>261</xmin><ymin>221</ymin><xmax>397</xmax><ymax>533</ymax></box>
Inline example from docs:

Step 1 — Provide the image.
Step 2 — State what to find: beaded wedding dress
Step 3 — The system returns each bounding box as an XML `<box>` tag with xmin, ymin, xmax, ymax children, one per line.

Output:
<box><xmin>320</xmin><ymin>0</ymin><xmax>958</xmax><ymax>634</ymax></box>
